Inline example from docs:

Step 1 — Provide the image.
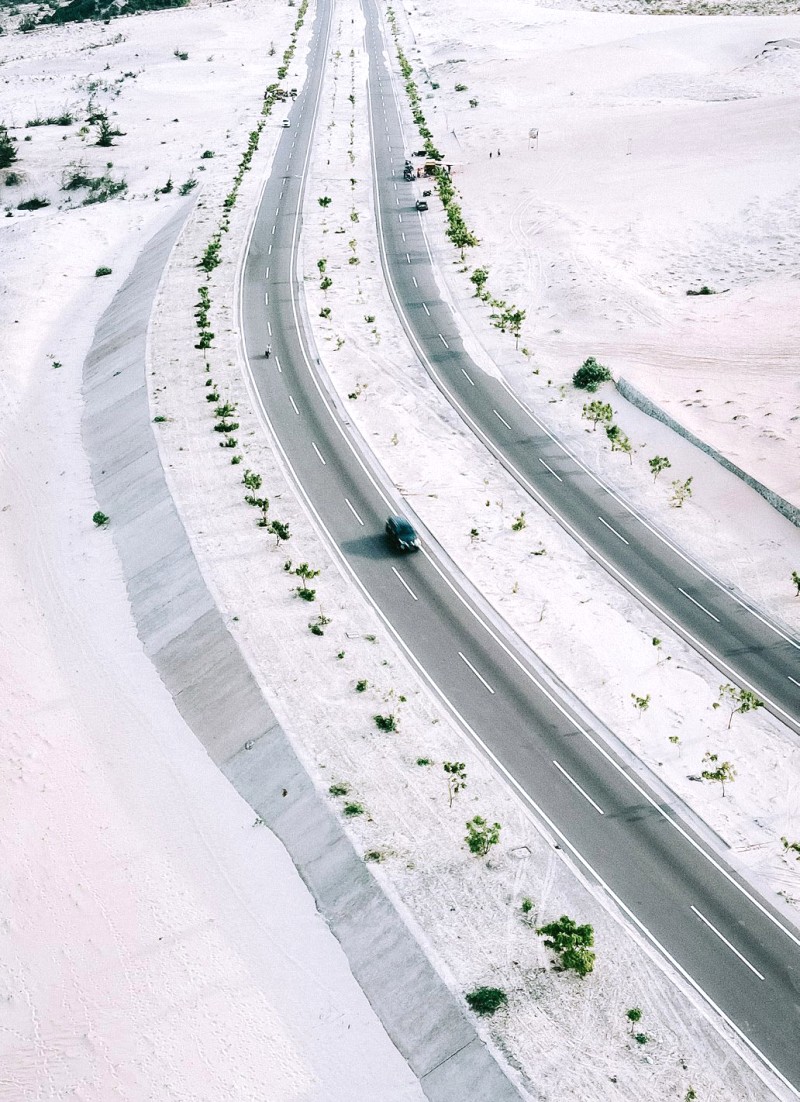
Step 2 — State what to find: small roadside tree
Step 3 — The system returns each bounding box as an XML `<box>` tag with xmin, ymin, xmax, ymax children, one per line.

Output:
<box><xmin>626</xmin><ymin>1007</ymin><xmax>642</xmax><ymax>1033</ymax></box>
<box><xmin>701</xmin><ymin>752</ymin><xmax>736</xmax><ymax>796</ymax></box>
<box><xmin>470</xmin><ymin>266</ymin><xmax>489</xmax><ymax>296</ymax></box>
<box><xmin>582</xmin><ymin>400</ymin><xmax>613</xmax><ymax>432</ymax></box>
<box><xmin>465</xmin><ymin>816</ymin><xmax>501</xmax><ymax>857</ymax></box>
<box><xmin>717</xmin><ymin>683</ymin><xmax>764</xmax><ymax>729</ymax></box>
<box><xmin>670</xmin><ymin>477</ymin><xmax>693</xmax><ymax>508</ymax></box>
<box><xmin>648</xmin><ymin>455</ymin><xmax>672</xmax><ymax>481</ymax></box>
<box><xmin>631</xmin><ymin>693</ymin><xmax>650</xmax><ymax>716</ymax></box>
<box><xmin>443</xmin><ymin>761</ymin><xmax>467</xmax><ymax>807</ymax></box>
<box><xmin>792</xmin><ymin>570</ymin><xmax>800</xmax><ymax>596</ymax></box>
<box><xmin>242</xmin><ymin>469</ymin><xmax>262</xmax><ymax>492</ymax></box>
<box><xmin>606</xmin><ymin>423</ymin><xmax>632</xmax><ymax>461</ymax></box>
<box><xmin>268</xmin><ymin>519</ymin><xmax>291</xmax><ymax>544</ymax></box>
<box><xmin>245</xmin><ymin>495</ymin><xmax>270</xmax><ymax>526</ymax></box>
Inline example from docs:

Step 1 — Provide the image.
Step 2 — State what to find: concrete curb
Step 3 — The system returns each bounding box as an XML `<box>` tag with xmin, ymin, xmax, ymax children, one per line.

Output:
<box><xmin>616</xmin><ymin>376</ymin><xmax>800</xmax><ymax>529</ymax></box>
<box><xmin>81</xmin><ymin>215</ymin><xmax>528</xmax><ymax>1102</ymax></box>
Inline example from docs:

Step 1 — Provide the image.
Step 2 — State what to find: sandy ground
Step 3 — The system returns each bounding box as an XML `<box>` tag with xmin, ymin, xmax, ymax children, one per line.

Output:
<box><xmin>0</xmin><ymin>4</ymin><xmax>425</xmax><ymax>1099</ymax></box>
<box><xmin>2</xmin><ymin>0</ymin><xmax>799</xmax><ymax>1097</ymax></box>
<box><xmin>398</xmin><ymin>0</ymin><xmax>800</xmax><ymax>514</ymax></box>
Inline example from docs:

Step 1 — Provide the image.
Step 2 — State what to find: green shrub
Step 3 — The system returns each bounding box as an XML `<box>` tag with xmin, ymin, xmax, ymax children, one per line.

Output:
<box><xmin>373</xmin><ymin>713</ymin><xmax>397</xmax><ymax>732</ymax></box>
<box><xmin>92</xmin><ymin>510</ymin><xmax>109</xmax><ymax>526</ymax></box>
<box><xmin>465</xmin><ymin>987</ymin><xmax>507</xmax><ymax>1016</ymax></box>
<box><xmin>328</xmin><ymin>782</ymin><xmax>350</xmax><ymax>797</ymax></box>
<box><xmin>572</xmin><ymin>356</ymin><xmax>611</xmax><ymax>392</ymax></box>
<box><xmin>465</xmin><ymin>816</ymin><xmax>501</xmax><ymax>857</ymax></box>
<box><xmin>4</xmin><ymin>172</ymin><xmax>20</xmax><ymax>186</ymax></box>
<box><xmin>17</xmin><ymin>196</ymin><xmax>49</xmax><ymax>210</ymax></box>
<box><xmin>95</xmin><ymin>266</ymin><xmax>112</xmax><ymax>277</ymax></box>
<box><xmin>343</xmin><ymin>802</ymin><xmax>365</xmax><ymax>816</ymax></box>
<box><xmin>355</xmin><ymin>679</ymin><xmax>368</xmax><ymax>692</ymax></box>
<box><xmin>537</xmin><ymin>914</ymin><xmax>595</xmax><ymax>977</ymax></box>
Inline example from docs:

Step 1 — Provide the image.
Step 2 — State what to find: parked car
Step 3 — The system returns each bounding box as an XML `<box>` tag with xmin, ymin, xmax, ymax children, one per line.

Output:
<box><xmin>281</xmin><ymin>118</ymin><xmax>291</xmax><ymax>128</ymax></box>
<box><xmin>415</xmin><ymin>199</ymin><xmax>428</xmax><ymax>212</ymax></box>
<box><xmin>385</xmin><ymin>515</ymin><xmax>420</xmax><ymax>553</ymax></box>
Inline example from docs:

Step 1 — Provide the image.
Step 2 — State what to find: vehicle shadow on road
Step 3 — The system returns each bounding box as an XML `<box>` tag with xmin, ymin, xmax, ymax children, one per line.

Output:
<box><xmin>340</xmin><ymin>534</ymin><xmax>393</xmax><ymax>560</ymax></box>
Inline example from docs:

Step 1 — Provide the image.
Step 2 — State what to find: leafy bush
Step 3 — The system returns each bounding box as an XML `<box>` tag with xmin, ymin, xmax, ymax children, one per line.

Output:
<box><xmin>343</xmin><ymin>802</ymin><xmax>364</xmax><ymax>816</ymax></box>
<box><xmin>179</xmin><ymin>175</ymin><xmax>197</xmax><ymax>195</ymax></box>
<box><xmin>94</xmin><ymin>266</ymin><xmax>112</xmax><ymax>277</ymax></box>
<box><xmin>92</xmin><ymin>510</ymin><xmax>109</xmax><ymax>526</ymax></box>
<box><xmin>454</xmin><ymin>82</ymin><xmax>467</xmax><ymax>92</ymax></box>
<box><xmin>4</xmin><ymin>172</ymin><xmax>20</xmax><ymax>186</ymax></box>
<box><xmin>572</xmin><ymin>356</ymin><xmax>611</xmax><ymax>392</ymax></box>
<box><xmin>686</xmin><ymin>285</ymin><xmax>715</xmax><ymax>296</ymax></box>
<box><xmin>465</xmin><ymin>987</ymin><xmax>507</xmax><ymax>1016</ymax></box>
<box><xmin>537</xmin><ymin>914</ymin><xmax>595</xmax><ymax>977</ymax></box>
<box><xmin>17</xmin><ymin>196</ymin><xmax>49</xmax><ymax>210</ymax></box>
<box><xmin>465</xmin><ymin>816</ymin><xmax>501</xmax><ymax>856</ymax></box>
<box><xmin>38</xmin><ymin>0</ymin><xmax>187</xmax><ymax>26</ymax></box>
<box><xmin>173</xmin><ymin>47</ymin><xmax>188</xmax><ymax>60</ymax></box>
<box><xmin>328</xmin><ymin>782</ymin><xmax>350</xmax><ymax>797</ymax></box>
<box><xmin>373</xmin><ymin>713</ymin><xmax>398</xmax><ymax>732</ymax></box>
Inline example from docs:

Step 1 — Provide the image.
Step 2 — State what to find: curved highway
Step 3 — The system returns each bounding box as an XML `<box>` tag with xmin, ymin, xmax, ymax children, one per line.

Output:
<box><xmin>238</xmin><ymin>0</ymin><xmax>800</xmax><ymax>1094</ymax></box>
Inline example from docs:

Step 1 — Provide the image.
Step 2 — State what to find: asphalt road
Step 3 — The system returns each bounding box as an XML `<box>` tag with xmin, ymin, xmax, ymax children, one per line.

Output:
<box><xmin>239</xmin><ymin>0</ymin><xmax>800</xmax><ymax>1093</ymax></box>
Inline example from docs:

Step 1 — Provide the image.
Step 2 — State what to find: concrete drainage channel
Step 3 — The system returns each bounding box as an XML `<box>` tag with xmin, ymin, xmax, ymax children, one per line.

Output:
<box><xmin>81</xmin><ymin>215</ymin><xmax>526</xmax><ymax>1102</ymax></box>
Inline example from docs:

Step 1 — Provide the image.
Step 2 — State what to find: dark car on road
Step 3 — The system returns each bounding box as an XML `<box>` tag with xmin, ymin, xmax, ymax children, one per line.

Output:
<box><xmin>415</xmin><ymin>199</ymin><xmax>428</xmax><ymax>212</ymax></box>
<box><xmin>385</xmin><ymin>515</ymin><xmax>420</xmax><ymax>552</ymax></box>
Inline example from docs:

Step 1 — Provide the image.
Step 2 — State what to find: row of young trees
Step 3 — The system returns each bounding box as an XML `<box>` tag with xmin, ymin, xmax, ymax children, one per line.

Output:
<box><xmin>383</xmin><ymin>11</ymin><xmax>529</xmax><ymax>349</ymax></box>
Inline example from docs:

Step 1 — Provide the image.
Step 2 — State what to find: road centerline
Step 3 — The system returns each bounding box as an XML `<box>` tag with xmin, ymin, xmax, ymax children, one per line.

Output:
<box><xmin>690</xmin><ymin>906</ymin><xmax>765</xmax><ymax>980</ymax></box>
<box><xmin>458</xmin><ymin>651</ymin><xmax>495</xmax><ymax>694</ymax></box>
<box><xmin>553</xmin><ymin>760</ymin><xmax>605</xmax><ymax>815</ymax></box>
<box><xmin>678</xmin><ymin>588</ymin><xmax>721</xmax><ymax>623</ymax></box>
